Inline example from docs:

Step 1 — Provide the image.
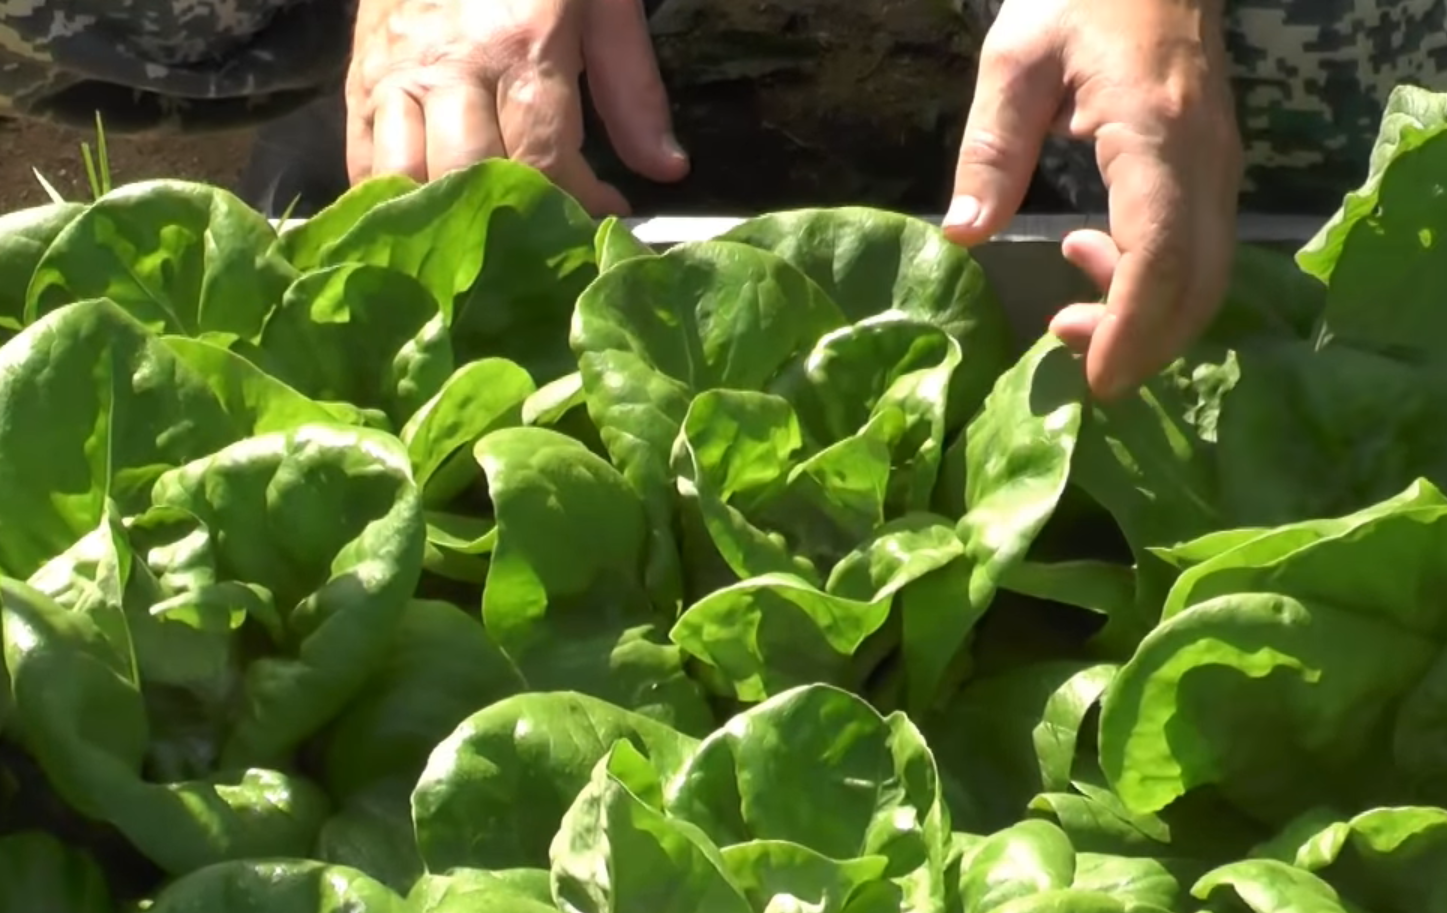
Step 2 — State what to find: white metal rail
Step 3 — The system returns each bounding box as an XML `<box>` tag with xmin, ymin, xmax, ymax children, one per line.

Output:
<box><xmin>617</xmin><ymin>213</ymin><xmax>1325</xmax><ymax>246</ymax></box>
<box><xmin>275</xmin><ymin>212</ymin><xmax>1325</xmax><ymax>247</ymax></box>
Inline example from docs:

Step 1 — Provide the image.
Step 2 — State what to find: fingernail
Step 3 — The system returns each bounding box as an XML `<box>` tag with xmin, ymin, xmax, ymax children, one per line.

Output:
<box><xmin>943</xmin><ymin>195</ymin><xmax>982</xmax><ymax>230</ymax></box>
<box><xmin>663</xmin><ymin>133</ymin><xmax>688</xmax><ymax>162</ymax></box>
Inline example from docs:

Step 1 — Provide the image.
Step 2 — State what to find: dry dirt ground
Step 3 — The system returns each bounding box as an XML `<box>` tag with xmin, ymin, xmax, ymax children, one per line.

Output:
<box><xmin>0</xmin><ymin>119</ymin><xmax>253</xmax><ymax>213</ymax></box>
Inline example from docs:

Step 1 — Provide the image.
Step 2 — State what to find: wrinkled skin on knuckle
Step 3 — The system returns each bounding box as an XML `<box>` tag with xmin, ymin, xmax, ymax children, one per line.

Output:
<box><xmin>978</xmin><ymin>35</ymin><xmax>1033</xmax><ymax>82</ymax></box>
<box><xmin>956</xmin><ymin>129</ymin><xmax>1019</xmax><ymax>172</ymax></box>
<box><xmin>978</xmin><ymin>18</ymin><xmax>1063</xmax><ymax>87</ymax></box>
<box><xmin>962</xmin><ymin>34</ymin><xmax>1056</xmax><ymax>160</ymax></box>
<box><xmin>525</xmin><ymin>150</ymin><xmax>565</xmax><ymax>177</ymax></box>
<box><xmin>1160</xmin><ymin>85</ymin><xmax>1245</xmax><ymax>191</ymax></box>
<box><xmin>499</xmin><ymin>64</ymin><xmax>560</xmax><ymax>117</ymax></box>
<box><xmin>1070</xmin><ymin>73</ymin><xmax>1157</xmax><ymax>140</ymax></box>
<box><xmin>988</xmin><ymin>0</ymin><xmax>1068</xmax><ymax>50</ymax></box>
<box><xmin>344</xmin><ymin>61</ymin><xmax>392</xmax><ymax>129</ymax></box>
<box><xmin>484</xmin><ymin>21</ymin><xmax>545</xmax><ymax>71</ymax></box>
<box><xmin>351</xmin><ymin>0</ymin><xmax>559</xmax><ymax>96</ymax></box>
<box><xmin>501</xmin><ymin>78</ymin><xmax>569</xmax><ymax>168</ymax></box>
<box><xmin>483</xmin><ymin>0</ymin><xmax>583</xmax><ymax>71</ymax></box>
<box><xmin>1138</xmin><ymin>78</ymin><xmax>1203</xmax><ymax>128</ymax></box>
<box><xmin>346</xmin><ymin>22</ymin><xmax>391</xmax><ymax>94</ymax></box>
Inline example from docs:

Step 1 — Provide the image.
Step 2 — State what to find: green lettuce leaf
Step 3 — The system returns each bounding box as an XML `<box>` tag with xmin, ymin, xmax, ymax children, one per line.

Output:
<box><xmin>721</xmin><ymin>206</ymin><xmax>1012</xmax><ymax>427</ymax></box>
<box><xmin>412</xmin><ymin>691</ymin><xmax>698</xmax><ymax>872</ymax></box>
<box><xmin>0</xmin><ymin>831</ymin><xmax>111</xmax><ymax>913</ymax></box>
<box><xmin>147</xmin><ymin>860</ymin><xmax>404</xmax><ymax>912</ymax></box>
<box><xmin>0</xmin><ymin>201</ymin><xmax>85</xmax><ymax>332</ymax></box>
<box><xmin>0</xmin><ymin>299</ymin><xmax>340</xmax><ymax>578</ymax></box>
<box><xmin>27</xmin><ymin>181</ymin><xmax>294</xmax><ymax>342</ymax></box>
<box><xmin>2</xmin><ymin>424</ymin><xmax>422</xmax><ymax>874</ymax></box>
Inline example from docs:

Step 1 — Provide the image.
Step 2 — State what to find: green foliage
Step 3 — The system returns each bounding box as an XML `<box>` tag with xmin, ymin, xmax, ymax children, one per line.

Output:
<box><xmin>5</xmin><ymin>84</ymin><xmax>1447</xmax><ymax>913</ymax></box>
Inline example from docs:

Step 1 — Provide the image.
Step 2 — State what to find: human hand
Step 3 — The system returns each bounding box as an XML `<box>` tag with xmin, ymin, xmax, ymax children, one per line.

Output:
<box><xmin>345</xmin><ymin>0</ymin><xmax>689</xmax><ymax>215</ymax></box>
<box><xmin>945</xmin><ymin>0</ymin><xmax>1241</xmax><ymax>399</ymax></box>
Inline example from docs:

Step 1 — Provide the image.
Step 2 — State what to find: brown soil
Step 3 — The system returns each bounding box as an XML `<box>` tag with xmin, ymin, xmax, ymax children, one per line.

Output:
<box><xmin>0</xmin><ymin>1</ymin><xmax>1055</xmax><ymax>219</ymax></box>
<box><xmin>602</xmin><ymin>0</ymin><xmax>1064</xmax><ymax>215</ymax></box>
<box><xmin>0</xmin><ymin>118</ymin><xmax>254</xmax><ymax>213</ymax></box>
<box><xmin>598</xmin><ymin>0</ymin><xmax>988</xmax><ymax>215</ymax></box>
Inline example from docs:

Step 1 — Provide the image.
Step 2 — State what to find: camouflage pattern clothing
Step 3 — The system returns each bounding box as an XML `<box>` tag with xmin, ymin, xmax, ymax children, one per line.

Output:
<box><xmin>965</xmin><ymin>0</ymin><xmax>1447</xmax><ymax>212</ymax></box>
<box><xmin>2</xmin><ymin>0</ymin><xmax>1444</xmax><ymax>212</ymax></box>
<box><xmin>0</xmin><ymin>0</ymin><xmax>351</xmax><ymax>130</ymax></box>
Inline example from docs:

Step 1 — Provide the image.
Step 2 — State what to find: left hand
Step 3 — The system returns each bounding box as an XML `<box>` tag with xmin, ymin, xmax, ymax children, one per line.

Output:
<box><xmin>945</xmin><ymin>0</ymin><xmax>1242</xmax><ymax>400</ymax></box>
<box><xmin>344</xmin><ymin>0</ymin><xmax>688</xmax><ymax>215</ymax></box>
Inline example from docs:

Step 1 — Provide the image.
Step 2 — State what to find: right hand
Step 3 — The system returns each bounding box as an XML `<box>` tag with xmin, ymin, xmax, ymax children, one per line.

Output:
<box><xmin>345</xmin><ymin>0</ymin><xmax>689</xmax><ymax>215</ymax></box>
<box><xmin>945</xmin><ymin>0</ymin><xmax>1241</xmax><ymax>400</ymax></box>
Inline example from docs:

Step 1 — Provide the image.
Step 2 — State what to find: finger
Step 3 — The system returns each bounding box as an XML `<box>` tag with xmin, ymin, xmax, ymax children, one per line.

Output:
<box><xmin>345</xmin><ymin>100</ymin><xmax>375</xmax><ymax>185</ymax></box>
<box><xmin>371</xmin><ymin>90</ymin><xmax>428</xmax><ymax>182</ymax></box>
<box><xmin>1050</xmin><ymin>229</ymin><xmax>1118</xmax><ymax>354</ymax></box>
<box><xmin>1050</xmin><ymin>303</ymin><xmax>1106</xmax><ymax>354</ymax></box>
<box><xmin>423</xmin><ymin>82</ymin><xmax>506</xmax><ymax>181</ymax></box>
<box><xmin>584</xmin><ymin>0</ymin><xmax>689</xmax><ymax>182</ymax></box>
<box><xmin>945</xmin><ymin>36</ymin><xmax>1065</xmax><ymax>246</ymax></box>
<box><xmin>1085</xmin><ymin>148</ymin><xmax>1205</xmax><ymax>399</ymax></box>
<box><xmin>499</xmin><ymin>66</ymin><xmax>630</xmax><ymax>216</ymax></box>
<box><xmin>1062</xmin><ymin>228</ymin><xmax>1120</xmax><ymax>294</ymax></box>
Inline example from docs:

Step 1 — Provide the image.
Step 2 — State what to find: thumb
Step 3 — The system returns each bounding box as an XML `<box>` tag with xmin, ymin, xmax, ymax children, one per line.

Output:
<box><xmin>584</xmin><ymin>0</ymin><xmax>689</xmax><ymax>183</ymax></box>
<box><xmin>945</xmin><ymin>39</ymin><xmax>1063</xmax><ymax>246</ymax></box>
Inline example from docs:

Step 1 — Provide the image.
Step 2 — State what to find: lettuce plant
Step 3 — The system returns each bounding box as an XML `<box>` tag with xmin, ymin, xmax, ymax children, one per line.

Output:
<box><xmin>4</xmin><ymin>83</ymin><xmax>1447</xmax><ymax>913</ymax></box>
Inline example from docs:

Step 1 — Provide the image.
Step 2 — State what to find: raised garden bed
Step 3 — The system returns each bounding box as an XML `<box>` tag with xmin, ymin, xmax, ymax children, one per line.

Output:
<box><xmin>0</xmin><ymin>82</ymin><xmax>1446</xmax><ymax>913</ymax></box>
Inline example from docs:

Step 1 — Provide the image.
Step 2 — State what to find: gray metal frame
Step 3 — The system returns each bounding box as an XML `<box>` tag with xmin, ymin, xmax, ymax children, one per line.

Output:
<box><xmin>278</xmin><ymin>211</ymin><xmax>1323</xmax><ymax>347</ymax></box>
<box><xmin>619</xmin><ymin>213</ymin><xmax>1323</xmax><ymax>246</ymax></box>
<box><xmin>620</xmin><ymin>212</ymin><xmax>1322</xmax><ymax>344</ymax></box>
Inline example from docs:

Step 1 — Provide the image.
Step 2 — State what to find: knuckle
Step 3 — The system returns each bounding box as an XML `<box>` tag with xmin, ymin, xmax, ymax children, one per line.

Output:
<box><xmin>350</xmin><ymin>47</ymin><xmax>422</xmax><ymax>102</ymax></box>
<box><xmin>515</xmin><ymin>147</ymin><xmax>565</xmax><ymax>177</ymax></box>
<box><xmin>487</xmin><ymin>9</ymin><xmax>575</xmax><ymax>68</ymax></box>
<box><xmin>484</xmin><ymin>23</ymin><xmax>535</xmax><ymax>65</ymax></box>
<box><xmin>499</xmin><ymin>67</ymin><xmax>549</xmax><ymax>112</ymax></box>
<box><xmin>1143</xmin><ymin>80</ymin><xmax>1243</xmax><ymax>170</ymax></box>
<box><xmin>956</xmin><ymin>129</ymin><xmax>1019</xmax><ymax>170</ymax></box>
<box><xmin>978</xmin><ymin>36</ymin><xmax>1036</xmax><ymax>80</ymax></box>
<box><xmin>348</xmin><ymin>51</ymin><xmax>383</xmax><ymax>95</ymax></box>
<box><xmin>1140</xmin><ymin>83</ymin><xmax>1197</xmax><ymax>125</ymax></box>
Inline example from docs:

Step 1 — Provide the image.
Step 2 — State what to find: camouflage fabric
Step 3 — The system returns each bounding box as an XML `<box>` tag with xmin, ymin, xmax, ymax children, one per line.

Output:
<box><xmin>0</xmin><ymin>0</ymin><xmax>350</xmax><ymax>131</ymax></box>
<box><xmin>965</xmin><ymin>0</ymin><xmax>1447</xmax><ymax>213</ymax></box>
<box><xmin>4</xmin><ymin>0</ymin><xmax>1445</xmax><ymax>212</ymax></box>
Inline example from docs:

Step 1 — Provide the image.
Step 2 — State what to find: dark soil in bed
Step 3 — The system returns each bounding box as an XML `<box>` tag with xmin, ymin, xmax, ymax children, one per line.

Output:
<box><xmin>591</xmin><ymin>0</ymin><xmax>1067</xmax><ymax>216</ymax></box>
<box><xmin>2</xmin><ymin>0</ymin><xmax>1069</xmax><ymax>218</ymax></box>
